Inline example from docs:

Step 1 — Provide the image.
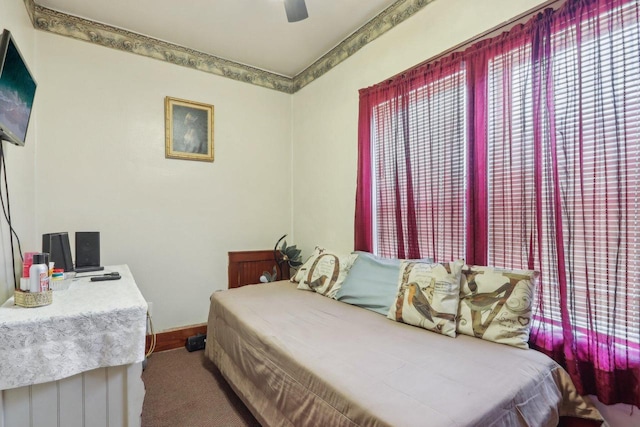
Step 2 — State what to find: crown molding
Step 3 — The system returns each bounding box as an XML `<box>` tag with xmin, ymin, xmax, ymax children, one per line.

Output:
<box><xmin>293</xmin><ymin>0</ymin><xmax>434</xmax><ymax>91</ymax></box>
<box><xmin>23</xmin><ymin>0</ymin><xmax>36</xmax><ymax>24</ymax></box>
<box><xmin>26</xmin><ymin>1</ymin><xmax>295</xmax><ymax>93</ymax></box>
<box><xmin>23</xmin><ymin>0</ymin><xmax>432</xmax><ymax>94</ymax></box>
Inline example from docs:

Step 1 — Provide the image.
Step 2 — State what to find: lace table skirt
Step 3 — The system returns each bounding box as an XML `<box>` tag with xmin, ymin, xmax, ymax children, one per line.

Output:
<box><xmin>0</xmin><ymin>265</ymin><xmax>147</xmax><ymax>390</ymax></box>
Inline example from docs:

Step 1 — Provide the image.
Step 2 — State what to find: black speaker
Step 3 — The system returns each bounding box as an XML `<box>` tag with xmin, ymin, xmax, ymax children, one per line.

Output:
<box><xmin>42</xmin><ymin>232</ymin><xmax>74</xmax><ymax>272</ymax></box>
<box><xmin>75</xmin><ymin>232</ymin><xmax>100</xmax><ymax>268</ymax></box>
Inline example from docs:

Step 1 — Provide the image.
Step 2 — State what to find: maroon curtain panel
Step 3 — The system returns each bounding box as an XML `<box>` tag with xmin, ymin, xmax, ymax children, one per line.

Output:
<box><xmin>356</xmin><ymin>56</ymin><xmax>467</xmax><ymax>261</ymax></box>
<box><xmin>465</xmin><ymin>48</ymin><xmax>489</xmax><ymax>266</ymax></box>
<box><xmin>354</xmin><ymin>89</ymin><xmax>373</xmax><ymax>252</ymax></box>
<box><xmin>526</xmin><ymin>0</ymin><xmax>640</xmax><ymax>406</ymax></box>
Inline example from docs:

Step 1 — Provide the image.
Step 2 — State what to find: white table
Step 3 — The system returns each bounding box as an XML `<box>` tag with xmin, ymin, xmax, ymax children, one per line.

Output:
<box><xmin>0</xmin><ymin>264</ymin><xmax>147</xmax><ymax>427</ymax></box>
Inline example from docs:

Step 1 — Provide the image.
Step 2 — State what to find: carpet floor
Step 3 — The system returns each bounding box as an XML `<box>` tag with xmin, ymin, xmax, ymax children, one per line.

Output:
<box><xmin>141</xmin><ymin>348</ymin><xmax>260</xmax><ymax>427</ymax></box>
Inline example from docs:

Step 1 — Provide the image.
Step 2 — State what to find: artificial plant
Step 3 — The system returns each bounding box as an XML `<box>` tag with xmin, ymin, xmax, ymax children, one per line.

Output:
<box><xmin>260</xmin><ymin>234</ymin><xmax>303</xmax><ymax>282</ymax></box>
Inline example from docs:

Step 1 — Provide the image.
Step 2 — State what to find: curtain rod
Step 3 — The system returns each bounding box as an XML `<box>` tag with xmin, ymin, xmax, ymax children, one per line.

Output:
<box><xmin>386</xmin><ymin>0</ymin><xmax>566</xmax><ymax>82</ymax></box>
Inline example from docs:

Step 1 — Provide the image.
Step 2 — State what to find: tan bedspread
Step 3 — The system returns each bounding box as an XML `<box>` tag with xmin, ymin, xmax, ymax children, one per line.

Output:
<box><xmin>205</xmin><ymin>281</ymin><xmax>604</xmax><ymax>427</ymax></box>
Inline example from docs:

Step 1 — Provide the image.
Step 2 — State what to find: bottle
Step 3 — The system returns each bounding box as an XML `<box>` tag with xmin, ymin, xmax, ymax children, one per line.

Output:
<box><xmin>29</xmin><ymin>253</ymin><xmax>49</xmax><ymax>293</ymax></box>
<box><xmin>22</xmin><ymin>251</ymin><xmax>37</xmax><ymax>278</ymax></box>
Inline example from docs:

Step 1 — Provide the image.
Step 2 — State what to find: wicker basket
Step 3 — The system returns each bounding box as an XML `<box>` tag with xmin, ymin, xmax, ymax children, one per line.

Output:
<box><xmin>14</xmin><ymin>290</ymin><xmax>53</xmax><ymax>308</ymax></box>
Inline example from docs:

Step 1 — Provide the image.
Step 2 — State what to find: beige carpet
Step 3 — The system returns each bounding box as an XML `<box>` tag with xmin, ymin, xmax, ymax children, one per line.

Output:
<box><xmin>142</xmin><ymin>347</ymin><xmax>260</xmax><ymax>427</ymax></box>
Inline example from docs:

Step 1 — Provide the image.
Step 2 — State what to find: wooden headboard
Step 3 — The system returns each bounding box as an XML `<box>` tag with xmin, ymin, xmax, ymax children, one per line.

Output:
<box><xmin>228</xmin><ymin>250</ymin><xmax>290</xmax><ymax>288</ymax></box>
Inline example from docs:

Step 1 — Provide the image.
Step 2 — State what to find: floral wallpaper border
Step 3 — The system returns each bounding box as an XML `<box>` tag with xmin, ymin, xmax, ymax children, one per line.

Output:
<box><xmin>23</xmin><ymin>0</ymin><xmax>433</xmax><ymax>94</ymax></box>
<box><xmin>292</xmin><ymin>0</ymin><xmax>433</xmax><ymax>92</ymax></box>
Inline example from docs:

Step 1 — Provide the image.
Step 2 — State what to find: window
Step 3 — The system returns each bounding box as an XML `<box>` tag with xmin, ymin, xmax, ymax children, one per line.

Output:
<box><xmin>371</xmin><ymin>67</ymin><xmax>467</xmax><ymax>261</ymax></box>
<box><xmin>357</xmin><ymin>0</ymin><xmax>640</xmax><ymax>404</ymax></box>
<box><xmin>486</xmin><ymin>1</ymin><xmax>640</xmax><ymax>346</ymax></box>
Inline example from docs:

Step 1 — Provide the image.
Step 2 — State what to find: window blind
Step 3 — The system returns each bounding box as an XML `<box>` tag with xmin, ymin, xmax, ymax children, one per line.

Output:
<box><xmin>360</xmin><ymin>0</ymin><xmax>640</xmax><ymax>405</ymax></box>
<box><xmin>372</xmin><ymin>68</ymin><xmax>467</xmax><ymax>261</ymax></box>
<box><xmin>486</xmin><ymin>1</ymin><xmax>640</xmax><ymax>346</ymax></box>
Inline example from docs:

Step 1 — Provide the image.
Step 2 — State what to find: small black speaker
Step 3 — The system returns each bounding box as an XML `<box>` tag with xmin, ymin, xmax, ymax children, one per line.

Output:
<box><xmin>42</xmin><ymin>232</ymin><xmax>74</xmax><ymax>272</ymax></box>
<box><xmin>75</xmin><ymin>232</ymin><xmax>100</xmax><ymax>268</ymax></box>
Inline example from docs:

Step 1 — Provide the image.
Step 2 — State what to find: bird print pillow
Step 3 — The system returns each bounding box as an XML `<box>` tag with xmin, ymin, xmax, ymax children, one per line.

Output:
<box><xmin>387</xmin><ymin>260</ymin><xmax>464</xmax><ymax>338</ymax></box>
<box><xmin>295</xmin><ymin>247</ymin><xmax>357</xmax><ymax>299</ymax></box>
<box><xmin>457</xmin><ymin>265</ymin><xmax>539</xmax><ymax>349</ymax></box>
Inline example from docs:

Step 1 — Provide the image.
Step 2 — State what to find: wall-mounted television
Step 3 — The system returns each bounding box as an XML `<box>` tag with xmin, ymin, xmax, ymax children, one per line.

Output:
<box><xmin>0</xmin><ymin>29</ymin><xmax>36</xmax><ymax>147</ymax></box>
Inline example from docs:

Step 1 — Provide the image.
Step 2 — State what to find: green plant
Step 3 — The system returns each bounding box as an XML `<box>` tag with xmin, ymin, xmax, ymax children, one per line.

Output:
<box><xmin>261</xmin><ymin>235</ymin><xmax>303</xmax><ymax>282</ymax></box>
<box><xmin>278</xmin><ymin>237</ymin><xmax>302</xmax><ymax>268</ymax></box>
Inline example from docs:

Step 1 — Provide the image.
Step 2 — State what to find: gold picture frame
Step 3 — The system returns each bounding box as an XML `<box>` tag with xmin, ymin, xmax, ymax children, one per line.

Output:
<box><xmin>165</xmin><ymin>96</ymin><xmax>214</xmax><ymax>162</ymax></box>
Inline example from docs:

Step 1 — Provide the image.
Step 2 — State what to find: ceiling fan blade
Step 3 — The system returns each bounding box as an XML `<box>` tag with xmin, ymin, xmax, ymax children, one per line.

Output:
<box><xmin>284</xmin><ymin>0</ymin><xmax>308</xmax><ymax>22</ymax></box>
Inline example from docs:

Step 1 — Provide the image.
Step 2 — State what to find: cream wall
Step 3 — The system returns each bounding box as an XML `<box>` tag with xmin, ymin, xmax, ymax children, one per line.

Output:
<box><xmin>291</xmin><ymin>0</ymin><xmax>547</xmax><ymax>256</ymax></box>
<box><xmin>34</xmin><ymin>32</ymin><xmax>292</xmax><ymax>331</ymax></box>
<box><xmin>0</xmin><ymin>0</ymin><xmax>38</xmax><ymax>303</ymax></box>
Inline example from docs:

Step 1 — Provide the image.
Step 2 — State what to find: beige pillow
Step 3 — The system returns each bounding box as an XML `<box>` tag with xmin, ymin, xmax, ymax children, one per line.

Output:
<box><xmin>457</xmin><ymin>265</ymin><xmax>539</xmax><ymax>349</ymax></box>
<box><xmin>291</xmin><ymin>246</ymin><xmax>321</xmax><ymax>283</ymax></box>
<box><xmin>387</xmin><ymin>260</ymin><xmax>463</xmax><ymax>338</ymax></box>
<box><xmin>294</xmin><ymin>247</ymin><xmax>357</xmax><ymax>299</ymax></box>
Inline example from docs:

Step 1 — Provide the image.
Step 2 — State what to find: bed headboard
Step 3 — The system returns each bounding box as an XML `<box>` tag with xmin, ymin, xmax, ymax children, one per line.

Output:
<box><xmin>228</xmin><ymin>250</ymin><xmax>290</xmax><ymax>288</ymax></box>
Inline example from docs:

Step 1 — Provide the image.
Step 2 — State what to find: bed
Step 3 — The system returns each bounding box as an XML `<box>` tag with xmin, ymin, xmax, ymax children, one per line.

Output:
<box><xmin>205</xmin><ymin>280</ymin><xmax>604</xmax><ymax>427</ymax></box>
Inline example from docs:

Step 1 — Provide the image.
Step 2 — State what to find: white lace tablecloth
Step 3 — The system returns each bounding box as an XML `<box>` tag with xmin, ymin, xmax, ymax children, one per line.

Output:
<box><xmin>0</xmin><ymin>265</ymin><xmax>147</xmax><ymax>390</ymax></box>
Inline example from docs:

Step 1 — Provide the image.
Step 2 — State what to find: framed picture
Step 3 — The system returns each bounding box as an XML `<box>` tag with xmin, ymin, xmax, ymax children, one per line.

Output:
<box><xmin>165</xmin><ymin>96</ymin><xmax>214</xmax><ymax>162</ymax></box>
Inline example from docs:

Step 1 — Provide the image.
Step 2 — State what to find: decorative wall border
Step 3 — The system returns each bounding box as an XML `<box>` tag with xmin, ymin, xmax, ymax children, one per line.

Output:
<box><xmin>23</xmin><ymin>0</ymin><xmax>432</xmax><ymax>94</ymax></box>
<box><xmin>25</xmin><ymin>0</ymin><xmax>294</xmax><ymax>93</ymax></box>
<box><xmin>293</xmin><ymin>0</ymin><xmax>434</xmax><ymax>92</ymax></box>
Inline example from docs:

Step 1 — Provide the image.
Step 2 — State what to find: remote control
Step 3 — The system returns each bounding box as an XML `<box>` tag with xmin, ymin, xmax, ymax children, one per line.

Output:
<box><xmin>90</xmin><ymin>275</ymin><xmax>121</xmax><ymax>282</ymax></box>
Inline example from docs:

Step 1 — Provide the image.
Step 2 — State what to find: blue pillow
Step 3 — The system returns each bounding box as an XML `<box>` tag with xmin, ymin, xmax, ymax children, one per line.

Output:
<box><xmin>336</xmin><ymin>252</ymin><xmax>433</xmax><ymax>315</ymax></box>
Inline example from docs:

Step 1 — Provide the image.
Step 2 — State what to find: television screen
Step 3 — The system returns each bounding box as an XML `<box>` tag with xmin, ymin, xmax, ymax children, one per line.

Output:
<box><xmin>0</xmin><ymin>29</ymin><xmax>36</xmax><ymax>146</ymax></box>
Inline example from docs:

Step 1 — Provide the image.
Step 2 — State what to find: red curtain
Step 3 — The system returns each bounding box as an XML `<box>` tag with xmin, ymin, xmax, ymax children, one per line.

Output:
<box><xmin>355</xmin><ymin>55</ymin><xmax>468</xmax><ymax>260</ymax></box>
<box><xmin>528</xmin><ymin>0</ymin><xmax>640</xmax><ymax>405</ymax></box>
<box><xmin>354</xmin><ymin>90</ymin><xmax>373</xmax><ymax>253</ymax></box>
<box><xmin>356</xmin><ymin>0</ymin><xmax>640</xmax><ymax>406</ymax></box>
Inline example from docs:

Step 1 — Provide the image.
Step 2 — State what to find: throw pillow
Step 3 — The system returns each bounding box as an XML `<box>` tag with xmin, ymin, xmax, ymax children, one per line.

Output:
<box><xmin>291</xmin><ymin>246</ymin><xmax>322</xmax><ymax>283</ymax></box>
<box><xmin>294</xmin><ymin>247</ymin><xmax>357</xmax><ymax>298</ymax></box>
<box><xmin>387</xmin><ymin>260</ymin><xmax>463</xmax><ymax>338</ymax></box>
<box><xmin>336</xmin><ymin>251</ymin><xmax>433</xmax><ymax>316</ymax></box>
<box><xmin>457</xmin><ymin>265</ymin><xmax>539</xmax><ymax>349</ymax></box>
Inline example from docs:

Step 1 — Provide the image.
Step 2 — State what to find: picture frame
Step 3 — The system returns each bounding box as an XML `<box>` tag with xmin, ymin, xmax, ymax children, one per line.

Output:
<box><xmin>165</xmin><ymin>96</ymin><xmax>214</xmax><ymax>162</ymax></box>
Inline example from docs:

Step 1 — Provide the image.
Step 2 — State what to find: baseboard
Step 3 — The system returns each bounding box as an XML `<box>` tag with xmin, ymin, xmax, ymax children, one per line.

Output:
<box><xmin>146</xmin><ymin>323</ymin><xmax>207</xmax><ymax>353</ymax></box>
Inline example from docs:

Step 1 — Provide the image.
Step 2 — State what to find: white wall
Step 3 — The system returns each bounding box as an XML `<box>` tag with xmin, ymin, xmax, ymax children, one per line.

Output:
<box><xmin>0</xmin><ymin>0</ymin><xmax>38</xmax><ymax>304</ymax></box>
<box><xmin>34</xmin><ymin>33</ymin><xmax>292</xmax><ymax>331</ymax></box>
<box><xmin>291</xmin><ymin>0</ymin><xmax>547</xmax><ymax>256</ymax></box>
